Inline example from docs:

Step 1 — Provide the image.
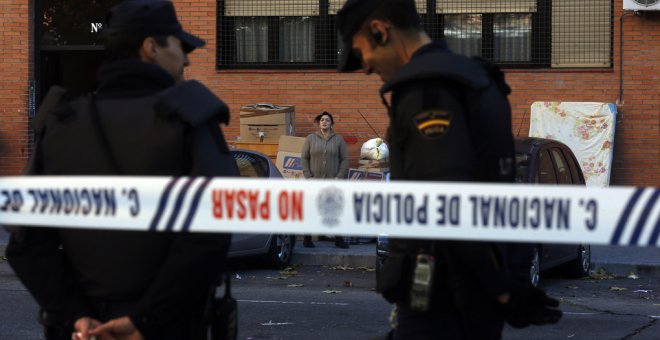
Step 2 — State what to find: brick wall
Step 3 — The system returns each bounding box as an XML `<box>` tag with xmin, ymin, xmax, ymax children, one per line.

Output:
<box><xmin>1</xmin><ymin>1</ymin><xmax>658</xmax><ymax>186</ymax></box>
<box><xmin>176</xmin><ymin>0</ymin><xmax>659</xmax><ymax>186</ymax></box>
<box><xmin>0</xmin><ymin>0</ymin><xmax>32</xmax><ymax>175</ymax></box>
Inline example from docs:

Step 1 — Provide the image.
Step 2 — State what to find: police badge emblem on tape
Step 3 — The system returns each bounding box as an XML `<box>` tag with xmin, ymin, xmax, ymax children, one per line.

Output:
<box><xmin>0</xmin><ymin>176</ymin><xmax>658</xmax><ymax>248</ymax></box>
<box><xmin>316</xmin><ymin>186</ymin><xmax>344</xmax><ymax>227</ymax></box>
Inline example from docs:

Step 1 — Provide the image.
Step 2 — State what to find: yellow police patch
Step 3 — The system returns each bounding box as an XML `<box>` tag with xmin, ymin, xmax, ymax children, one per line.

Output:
<box><xmin>414</xmin><ymin>110</ymin><xmax>451</xmax><ymax>139</ymax></box>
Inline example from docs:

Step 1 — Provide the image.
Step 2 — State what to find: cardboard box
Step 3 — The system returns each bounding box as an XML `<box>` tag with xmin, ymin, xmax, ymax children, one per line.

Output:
<box><xmin>239</xmin><ymin>104</ymin><xmax>294</xmax><ymax>125</ymax></box>
<box><xmin>370</xmin><ymin>169</ymin><xmax>391</xmax><ymax>181</ymax></box>
<box><xmin>240</xmin><ymin>124</ymin><xmax>293</xmax><ymax>143</ymax></box>
<box><xmin>239</xmin><ymin>104</ymin><xmax>295</xmax><ymax>143</ymax></box>
<box><xmin>364</xmin><ymin>171</ymin><xmax>385</xmax><ymax>181</ymax></box>
<box><xmin>276</xmin><ymin>151</ymin><xmax>305</xmax><ymax>179</ymax></box>
<box><xmin>348</xmin><ymin>168</ymin><xmax>366</xmax><ymax>180</ymax></box>
<box><xmin>359</xmin><ymin>166</ymin><xmax>391</xmax><ymax>173</ymax></box>
<box><xmin>278</xmin><ymin>135</ymin><xmax>307</xmax><ymax>153</ymax></box>
<box><xmin>349</xmin><ymin>168</ymin><xmax>389</xmax><ymax>181</ymax></box>
<box><xmin>358</xmin><ymin>159</ymin><xmax>390</xmax><ymax>168</ymax></box>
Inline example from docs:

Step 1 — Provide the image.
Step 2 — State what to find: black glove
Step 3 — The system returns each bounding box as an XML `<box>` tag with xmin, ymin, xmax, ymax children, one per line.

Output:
<box><xmin>504</xmin><ymin>282</ymin><xmax>563</xmax><ymax>328</ymax></box>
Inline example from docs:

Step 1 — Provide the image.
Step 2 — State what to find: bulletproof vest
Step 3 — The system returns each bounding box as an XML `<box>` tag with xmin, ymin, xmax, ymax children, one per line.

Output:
<box><xmin>29</xmin><ymin>81</ymin><xmax>232</xmax><ymax>298</ymax></box>
<box><xmin>380</xmin><ymin>52</ymin><xmax>513</xmax><ymax>182</ymax></box>
<box><xmin>379</xmin><ymin>52</ymin><xmax>514</xmax><ymax>255</ymax></box>
<box><xmin>32</xmin><ymin>80</ymin><xmax>229</xmax><ymax>176</ymax></box>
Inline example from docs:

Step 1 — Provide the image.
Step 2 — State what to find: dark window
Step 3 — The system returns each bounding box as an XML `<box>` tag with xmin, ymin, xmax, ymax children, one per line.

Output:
<box><xmin>514</xmin><ymin>153</ymin><xmax>531</xmax><ymax>183</ymax></box>
<box><xmin>442</xmin><ymin>13</ymin><xmax>534</xmax><ymax>63</ymax></box>
<box><xmin>562</xmin><ymin>148</ymin><xmax>584</xmax><ymax>184</ymax></box>
<box><xmin>40</xmin><ymin>0</ymin><xmax>123</xmax><ymax>48</ymax></box>
<box><xmin>536</xmin><ymin>149</ymin><xmax>557</xmax><ymax>184</ymax></box>
<box><xmin>217</xmin><ymin>0</ymin><xmax>337</xmax><ymax>69</ymax></box>
<box><xmin>217</xmin><ymin>0</ymin><xmax>612</xmax><ymax>69</ymax></box>
<box><xmin>426</xmin><ymin>0</ymin><xmax>612</xmax><ymax>68</ymax></box>
<box><xmin>550</xmin><ymin>148</ymin><xmax>572</xmax><ymax>184</ymax></box>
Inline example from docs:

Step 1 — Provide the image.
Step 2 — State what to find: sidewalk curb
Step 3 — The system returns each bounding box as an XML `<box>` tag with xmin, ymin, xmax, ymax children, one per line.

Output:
<box><xmin>292</xmin><ymin>252</ymin><xmax>376</xmax><ymax>268</ymax></box>
<box><xmin>3</xmin><ymin>242</ymin><xmax>660</xmax><ymax>278</ymax></box>
<box><xmin>292</xmin><ymin>250</ymin><xmax>660</xmax><ymax>279</ymax></box>
<box><xmin>591</xmin><ymin>261</ymin><xmax>660</xmax><ymax>278</ymax></box>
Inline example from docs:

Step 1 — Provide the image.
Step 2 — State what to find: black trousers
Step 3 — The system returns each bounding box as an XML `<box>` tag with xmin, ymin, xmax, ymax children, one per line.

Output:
<box><xmin>393</xmin><ymin>300</ymin><xmax>504</xmax><ymax>340</ymax></box>
<box><xmin>41</xmin><ymin>298</ymin><xmax>209</xmax><ymax>340</ymax></box>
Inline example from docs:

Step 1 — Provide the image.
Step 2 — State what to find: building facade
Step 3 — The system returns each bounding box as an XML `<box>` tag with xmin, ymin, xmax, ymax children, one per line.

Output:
<box><xmin>1</xmin><ymin>0</ymin><xmax>658</xmax><ymax>185</ymax></box>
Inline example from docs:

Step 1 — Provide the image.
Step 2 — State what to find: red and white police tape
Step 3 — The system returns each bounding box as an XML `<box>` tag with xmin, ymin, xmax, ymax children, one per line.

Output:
<box><xmin>0</xmin><ymin>176</ymin><xmax>658</xmax><ymax>247</ymax></box>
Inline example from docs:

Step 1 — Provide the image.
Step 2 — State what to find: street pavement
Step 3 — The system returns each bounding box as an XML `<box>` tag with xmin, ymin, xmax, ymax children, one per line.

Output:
<box><xmin>2</xmin><ymin>229</ymin><xmax>660</xmax><ymax>278</ymax></box>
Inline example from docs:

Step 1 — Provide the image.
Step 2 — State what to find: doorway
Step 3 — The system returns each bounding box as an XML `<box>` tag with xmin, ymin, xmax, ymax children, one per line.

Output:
<box><xmin>39</xmin><ymin>49</ymin><xmax>105</xmax><ymax>102</ymax></box>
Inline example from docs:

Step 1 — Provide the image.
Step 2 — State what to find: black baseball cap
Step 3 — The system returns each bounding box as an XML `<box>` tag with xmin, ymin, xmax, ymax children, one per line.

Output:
<box><xmin>336</xmin><ymin>0</ymin><xmax>383</xmax><ymax>72</ymax></box>
<box><xmin>103</xmin><ymin>0</ymin><xmax>205</xmax><ymax>53</ymax></box>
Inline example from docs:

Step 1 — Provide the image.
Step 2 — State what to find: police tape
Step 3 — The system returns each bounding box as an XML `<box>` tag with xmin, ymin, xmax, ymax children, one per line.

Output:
<box><xmin>0</xmin><ymin>176</ymin><xmax>658</xmax><ymax>247</ymax></box>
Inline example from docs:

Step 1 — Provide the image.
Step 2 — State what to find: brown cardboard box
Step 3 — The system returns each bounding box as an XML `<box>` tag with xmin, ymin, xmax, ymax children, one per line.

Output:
<box><xmin>359</xmin><ymin>166</ymin><xmax>390</xmax><ymax>173</ymax></box>
<box><xmin>239</xmin><ymin>104</ymin><xmax>295</xmax><ymax>143</ymax></box>
<box><xmin>240</xmin><ymin>124</ymin><xmax>292</xmax><ymax>143</ymax></box>
<box><xmin>358</xmin><ymin>159</ymin><xmax>390</xmax><ymax>168</ymax></box>
<box><xmin>276</xmin><ymin>151</ymin><xmax>305</xmax><ymax>179</ymax></box>
<box><xmin>275</xmin><ymin>136</ymin><xmax>307</xmax><ymax>179</ymax></box>
<box><xmin>278</xmin><ymin>135</ymin><xmax>307</xmax><ymax>153</ymax></box>
<box><xmin>239</xmin><ymin>104</ymin><xmax>294</xmax><ymax>125</ymax></box>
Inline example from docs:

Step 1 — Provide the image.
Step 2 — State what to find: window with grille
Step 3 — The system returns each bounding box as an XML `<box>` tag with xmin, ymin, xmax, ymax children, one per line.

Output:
<box><xmin>216</xmin><ymin>0</ymin><xmax>612</xmax><ymax>69</ymax></box>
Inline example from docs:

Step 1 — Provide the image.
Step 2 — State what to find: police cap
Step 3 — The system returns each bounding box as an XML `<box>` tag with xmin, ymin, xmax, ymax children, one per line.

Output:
<box><xmin>336</xmin><ymin>0</ymin><xmax>383</xmax><ymax>72</ymax></box>
<box><xmin>103</xmin><ymin>0</ymin><xmax>205</xmax><ymax>53</ymax></box>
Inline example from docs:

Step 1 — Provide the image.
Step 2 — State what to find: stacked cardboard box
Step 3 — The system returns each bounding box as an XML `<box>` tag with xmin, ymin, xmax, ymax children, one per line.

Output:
<box><xmin>349</xmin><ymin>159</ymin><xmax>390</xmax><ymax>181</ymax></box>
<box><xmin>239</xmin><ymin>103</ymin><xmax>295</xmax><ymax>143</ymax></box>
<box><xmin>275</xmin><ymin>135</ymin><xmax>307</xmax><ymax>179</ymax></box>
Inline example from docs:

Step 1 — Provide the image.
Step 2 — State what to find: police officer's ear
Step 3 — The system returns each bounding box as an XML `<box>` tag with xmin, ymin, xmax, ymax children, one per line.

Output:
<box><xmin>139</xmin><ymin>37</ymin><xmax>159</xmax><ymax>63</ymax></box>
<box><xmin>371</xmin><ymin>30</ymin><xmax>385</xmax><ymax>45</ymax></box>
<box><xmin>368</xmin><ymin>21</ymin><xmax>390</xmax><ymax>46</ymax></box>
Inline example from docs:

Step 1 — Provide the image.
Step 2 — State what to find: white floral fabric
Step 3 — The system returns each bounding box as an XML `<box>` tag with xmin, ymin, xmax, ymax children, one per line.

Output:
<box><xmin>529</xmin><ymin>102</ymin><xmax>617</xmax><ymax>187</ymax></box>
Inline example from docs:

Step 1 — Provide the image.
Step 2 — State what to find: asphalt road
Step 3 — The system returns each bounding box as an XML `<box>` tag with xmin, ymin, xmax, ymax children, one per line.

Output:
<box><xmin>0</xmin><ymin>259</ymin><xmax>658</xmax><ymax>339</ymax></box>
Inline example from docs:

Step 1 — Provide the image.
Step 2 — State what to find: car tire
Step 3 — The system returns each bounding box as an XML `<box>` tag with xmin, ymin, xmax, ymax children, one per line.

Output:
<box><xmin>529</xmin><ymin>246</ymin><xmax>541</xmax><ymax>287</ymax></box>
<box><xmin>264</xmin><ymin>234</ymin><xmax>295</xmax><ymax>269</ymax></box>
<box><xmin>564</xmin><ymin>244</ymin><xmax>591</xmax><ymax>278</ymax></box>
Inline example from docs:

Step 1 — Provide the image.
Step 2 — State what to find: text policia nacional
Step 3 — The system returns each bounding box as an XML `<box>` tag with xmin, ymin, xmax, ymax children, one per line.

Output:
<box><xmin>1</xmin><ymin>187</ymin><xmax>599</xmax><ymax>231</ymax></box>
<box><xmin>212</xmin><ymin>189</ymin><xmax>598</xmax><ymax>231</ymax></box>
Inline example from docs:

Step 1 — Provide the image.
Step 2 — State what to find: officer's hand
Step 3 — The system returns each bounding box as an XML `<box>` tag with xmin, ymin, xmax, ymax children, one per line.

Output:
<box><xmin>503</xmin><ymin>281</ymin><xmax>562</xmax><ymax>328</ymax></box>
<box><xmin>89</xmin><ymin>316</ymin><xmax>144</xmax><ymax>340</ymax></box>
<box><xmin>73</xmin><ymin>316</ymin><xmax>102</xmax><ymax>340</ymax></box>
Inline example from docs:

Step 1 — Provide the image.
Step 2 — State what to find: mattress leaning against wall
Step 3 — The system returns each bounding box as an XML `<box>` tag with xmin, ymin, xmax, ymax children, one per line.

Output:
<box><xmin>529</xmin><ymin>102</ymin><xmax>617</xmax><ymax>187</ymax></box>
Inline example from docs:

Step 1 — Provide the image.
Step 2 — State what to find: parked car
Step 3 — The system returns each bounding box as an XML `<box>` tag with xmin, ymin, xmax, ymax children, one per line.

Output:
<box><xmin>227</xmin><ymin>149</ymin><xmax>296</xmax><ymax>268</ymax></box>
<box><xmin>376</xmin><ymin>137</ymin><xmax>591</xmax><ymax>286</ymax></box>
<box><xmin>508</xmin><ymin>137</ymin><xmax>591</xmax><ymax>286</ymax></box>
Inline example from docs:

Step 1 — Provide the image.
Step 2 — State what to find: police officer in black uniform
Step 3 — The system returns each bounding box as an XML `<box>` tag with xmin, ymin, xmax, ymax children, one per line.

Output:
<box><xmin>336</xmin><ymin>0</ymin><xmax>562</xmax><ymax>339</ymax></box>
<box><xmin>6</xmin><ymin>1</ymin><xmax>237</xmax><ymax>339</ymax></box>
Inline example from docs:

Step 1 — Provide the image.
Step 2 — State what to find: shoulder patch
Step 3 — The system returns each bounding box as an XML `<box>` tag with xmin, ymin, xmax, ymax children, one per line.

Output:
<box><xmin>413</xmin><ymin>110</ymin><xmax>451</xmax><ymax>139</ymax></box>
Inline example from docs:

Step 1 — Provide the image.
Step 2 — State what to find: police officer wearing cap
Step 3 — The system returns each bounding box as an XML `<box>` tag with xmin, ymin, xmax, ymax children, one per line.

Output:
<box><xmin>336</xmin><ymin>0</ymin><xmax>562</xmax><ymax>339</ymax></box>
<box><xmin>6</xmin><ymin>1</ymin><xmax>237</xmax><ymax>339</ymax></box>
